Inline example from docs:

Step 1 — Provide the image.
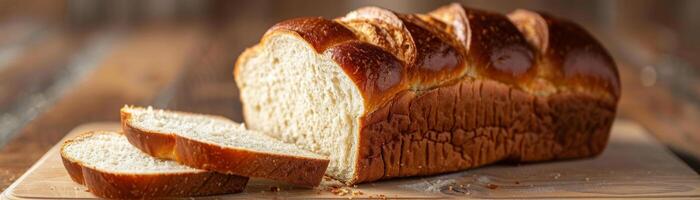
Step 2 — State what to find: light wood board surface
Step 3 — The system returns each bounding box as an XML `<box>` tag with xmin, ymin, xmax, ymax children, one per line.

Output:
<box><xmin>2</xmin><ymin>120</ymin><xmax>700</xmax><ymax>199</ymax></box>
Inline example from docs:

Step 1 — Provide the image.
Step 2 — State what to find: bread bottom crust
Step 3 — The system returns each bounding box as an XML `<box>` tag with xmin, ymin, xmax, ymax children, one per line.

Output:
<box><xmin>354</xmin><ymin>79</ymin><xmax>615</xmax><ymax>183</ymax></box>
<box><xmin>61</xmin><ymin>155</ymin><xmax>248</xmax><ymax>198</ymax></box>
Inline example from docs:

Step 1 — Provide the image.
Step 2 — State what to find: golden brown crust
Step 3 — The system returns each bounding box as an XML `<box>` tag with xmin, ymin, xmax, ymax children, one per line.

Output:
<box><xmin>120</xmin><ymin>109</ymin><xmax>330</xmax><ymax>187</ymax></box>
<box><xmin>540</xmin><ymin>12</ymin><xmax>620</xmax><ymax>99</ymax></box>
<box><xmin>353</xmin><ymin>79</ymin><xmax>615</xmax><ymax>183</ymax></box>
<box><xmin>507</xmin><ymin>9</ymin><xmax>620</xmax><ymax>100</ymax></box>
<box><xmin>267</xmin><ymin>17</ymin><xmax>357</xmax><ymax>53</ymax></box>
<box><xmin>507</xmin><ymin>9</ymin><xmax>549</xmax><ymax>54</ymax></box>
<box><xmin>326</xmin><ymin>41</ymin><xmax>406</xmax><ymax>111</ymax></box>
<box><xmin>463</xmin><ymin>8</ymin><xmax>537</xmax><ymax>84</ymax></box>
<box><xmin>259</xmin><ymin>4</ymin><xmax>619</xmax><ymax>107</ymax></box>
<box><xmin>398</xmin><ymin>14</ymin><xmax>465</xmax><ymax>86</ymax></box>
<box><xmin>60</xmin><ymin>132</ymin><xmax>248</xmax><ymax>198</ymax></box>
<box><xmin>337</xmin><ymin>6</ymin><xmax>417</xmax><ymax>64</ymax></box>
<box><xmin>171</xmin><ymin>135</ymin><xmax>328</xmax><ymax>187</ymax></box>
<box><xmin>427</xmin><ymin>4</ymin><xmax>470</xmax><ymax>54</ymax></box>
<box><xmin>238</xmin><ymin>3</ymin><xmax>620</xmax><ymax>184</ymax></box>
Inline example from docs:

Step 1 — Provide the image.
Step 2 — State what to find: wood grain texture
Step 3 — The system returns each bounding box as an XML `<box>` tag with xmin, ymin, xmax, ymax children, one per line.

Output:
<box><xmin>0</xmin><ymin>25</ymin><xmax>207</xmax><ymax>190</ymax></box>
<box><xmin>0</xmin><ymin>30</ymin><xmax>91</xmax><ymax>146</ymax></box>
<box><xmin>3</xmin><ymin>120</ymin><xmax>700</xmax><ymax>199</ymax></box>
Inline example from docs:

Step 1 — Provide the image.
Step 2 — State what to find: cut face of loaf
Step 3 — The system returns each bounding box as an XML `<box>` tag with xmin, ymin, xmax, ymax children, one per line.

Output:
<box><xmin>234</xmin><ymin>31</ymin><xmax>366</xmax><ymax>183</ymax></box>
<box><xmin>120</xmin><ymin>106</ymin><xmax>329</xmax><ymax>187</ymax></box>
<box><xmin>235</xmin><ymin>3</ymin><xmax>619</xmax><ymax>184</ymax></box>
<box><xmin>60</xmin><ymin>131</ymin><xmax>247</xmax><ymax>198</ymax></box>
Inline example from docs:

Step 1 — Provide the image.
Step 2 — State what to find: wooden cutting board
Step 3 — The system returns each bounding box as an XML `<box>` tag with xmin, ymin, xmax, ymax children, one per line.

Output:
<box><xmin>2</xmin><ymin>120</ymin><xmax>700</xmax><ymax>199</ymax></box>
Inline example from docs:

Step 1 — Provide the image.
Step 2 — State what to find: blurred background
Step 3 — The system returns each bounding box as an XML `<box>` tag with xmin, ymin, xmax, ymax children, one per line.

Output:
<box><xmin>0</xmin><ymin>0</ymin><xmax>698</xmax><ymax>189</ymax></box>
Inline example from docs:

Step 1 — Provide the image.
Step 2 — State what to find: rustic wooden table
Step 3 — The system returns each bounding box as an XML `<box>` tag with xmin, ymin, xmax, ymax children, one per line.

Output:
<box><xmin>0</xmin><ymin>0</ymin><xmax>698</xmax><ymax>191</ymax></box>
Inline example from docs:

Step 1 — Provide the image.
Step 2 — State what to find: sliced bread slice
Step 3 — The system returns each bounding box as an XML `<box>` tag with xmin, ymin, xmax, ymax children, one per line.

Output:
<box><xmin>120</xmin><ymin>106</ymin><xmax>330</xmax><ymax>187</ymax></box>
<box><xmin>60</xmin><ymin>131</ymin><xmax>248</xmax><ymax>198</ymax></box>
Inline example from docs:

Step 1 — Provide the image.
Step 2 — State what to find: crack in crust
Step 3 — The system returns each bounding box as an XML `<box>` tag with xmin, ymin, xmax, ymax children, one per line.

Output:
<box><xmin>338</xmin><ymin>7</ymin><xmax>416</xmax><ymax>64</ymax></box>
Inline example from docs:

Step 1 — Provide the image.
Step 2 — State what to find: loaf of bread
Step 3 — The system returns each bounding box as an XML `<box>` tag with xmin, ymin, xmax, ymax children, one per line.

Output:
<box><xmin>234</xmin><ymin>3</ymin><xmax>619</xmax><ymax>184</ymax></box>
<box><xmin>61</xmin><ymin>131</ymin><xmax>248</xmax><ymax>198</ymax></box>
<box><xmin>121</xmin><ymin>106</ymin><xmax>330</xmax><ymax>187</ymax></box>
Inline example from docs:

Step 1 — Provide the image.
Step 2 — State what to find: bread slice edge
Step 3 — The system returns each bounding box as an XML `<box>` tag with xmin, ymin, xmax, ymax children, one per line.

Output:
<box><xmin>60</xmin><ymin>131</ymin><xmax>248</xmax><ymax>198</ymax></box>
<box><xmin>120</xmin><ymin>106</ymin><xmax>330</xmax><ymax>187</ymax></box>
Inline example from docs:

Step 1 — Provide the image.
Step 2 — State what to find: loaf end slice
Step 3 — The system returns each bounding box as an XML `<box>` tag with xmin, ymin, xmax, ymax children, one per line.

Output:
<box><xmin>234</xmin><ymin>18</ymin><xmax>371</xmax><ymax>183</ymax></box>
<box><xmin>121</xmin><ymin>106</ymin><xmax>330</xmax><ymax>187</ymax></box>
<box><xmin>60</xmin><ymin>131</ymin><xmax>247</xmax><ymax>198</ymax></box>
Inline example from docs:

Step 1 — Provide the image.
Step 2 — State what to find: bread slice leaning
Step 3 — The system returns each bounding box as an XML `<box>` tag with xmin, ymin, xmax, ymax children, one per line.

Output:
<box><xmin>60</xmin><ymin>131</ymin><xmax>248</xmax><ymax>198</ymax></box>
<box><xmin>120</xmin><ymin>106</ymin><xmax>330</xmax><ymax>187</ymax></box>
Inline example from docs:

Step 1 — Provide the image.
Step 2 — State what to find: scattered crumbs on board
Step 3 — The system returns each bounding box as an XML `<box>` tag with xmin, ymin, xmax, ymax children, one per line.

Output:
<box><xmin>368</xmin><ymin>194</ymin><xmax>387</xmax><ymax>199</ymax></box>
<box><xmin>330</xmin><ymin>187</ymin><xmax>350</xmax><ymax>196</ymax></box>
<box><xmin>324</xmin><ymin>185</ymin><xmax>365</xmax><ymax>198</ymax></box>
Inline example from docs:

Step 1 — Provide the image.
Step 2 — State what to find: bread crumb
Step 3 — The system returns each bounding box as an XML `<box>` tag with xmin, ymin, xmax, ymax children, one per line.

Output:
<box><xmin>486</xmin><ymin>183</ymin><xmax>498</xmax><ymax>189</ymax></box>
<box><xmin>352</xmin><ymin>190</ymin><xmax>364</xmax><ymax>196</ymax></box>
<box><xmin>326</xmin><ymin>185</ymin><xmax>364</xmax><ymax>197</ymax></box>
<box><xmin>330</xmin><ymin>187</ymin><xmax>350</xmax><ymax>196</ymax></box>
<box><xmin>585</xmin><ymin>177</ymin><xmax>590</xmax><ymax>181</ymax></box>
<box><xmin>369</xmin><ymin>194</ymin><xmax>387</xmax><ymax>199</ymax></box>
<box><xmin>270</xmin><ymin>186</ymin><xmax>281</xmax><ymax>192</ymax></box>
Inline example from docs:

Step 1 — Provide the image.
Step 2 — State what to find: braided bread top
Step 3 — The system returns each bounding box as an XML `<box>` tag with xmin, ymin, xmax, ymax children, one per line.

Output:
<box><xmin>263</xmin><ymin>3</ymin><xmax>620</xmax><ymax>111</ymax></box>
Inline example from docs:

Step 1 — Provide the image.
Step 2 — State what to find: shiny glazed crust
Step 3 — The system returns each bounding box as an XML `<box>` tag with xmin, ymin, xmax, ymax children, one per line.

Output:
<box><xmin>60</xmin><ymin>132</ymin><xmax>248</xmax><ymax>198</ymax></box>
<box><xmin>235</xmin><ymin>3</ymin><xmax>620</xmax><ymax>184</ymax></box>
<box><xmin>120</xmin><ymin>109</ymin><xmax>330</xmax><ymax>187</ymax></box>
